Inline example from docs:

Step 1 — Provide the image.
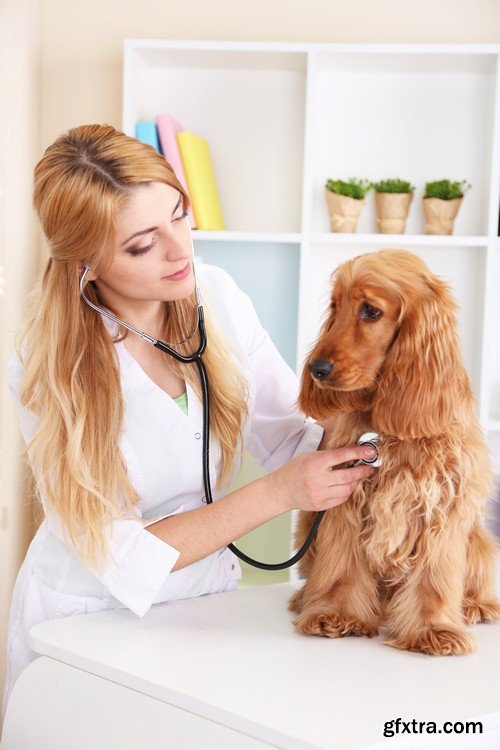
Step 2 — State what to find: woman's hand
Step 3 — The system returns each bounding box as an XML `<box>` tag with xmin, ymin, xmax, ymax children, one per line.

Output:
<box><xmin>269</xmin><ymin>443</ymin><xmax>378</xmax><ymax>513</ymax></box>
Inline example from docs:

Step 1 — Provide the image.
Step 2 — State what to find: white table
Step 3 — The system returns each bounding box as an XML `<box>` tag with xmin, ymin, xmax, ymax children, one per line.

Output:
<box><xmin>2</xmin><ymin>575</ymin><xmax>500</xmax><ymax>749</ymax></box>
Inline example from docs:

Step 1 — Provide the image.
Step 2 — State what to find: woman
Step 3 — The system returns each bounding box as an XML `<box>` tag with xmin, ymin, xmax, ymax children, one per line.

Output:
<box><xmin>2</xmin><ymin>124</ymin><xmax>377</xmax><ymax>719</ymax></box>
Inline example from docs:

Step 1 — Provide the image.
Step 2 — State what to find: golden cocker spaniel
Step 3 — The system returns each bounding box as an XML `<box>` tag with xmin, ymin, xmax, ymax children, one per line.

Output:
<box><xmin>289</xmin><ymin>248</ymin><xmax>500</xmax><ymax>655</ymax></box>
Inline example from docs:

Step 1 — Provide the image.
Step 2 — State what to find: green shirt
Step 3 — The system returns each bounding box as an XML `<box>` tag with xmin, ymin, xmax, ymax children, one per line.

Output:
<box><xmin>173</xmin><ymin>390</ymin><xmax>188</xmax><ymax>415</ymax></box>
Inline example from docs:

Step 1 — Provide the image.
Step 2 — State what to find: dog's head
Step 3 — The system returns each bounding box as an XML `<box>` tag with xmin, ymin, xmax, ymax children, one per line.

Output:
<box><xmin>298</xmin><ymin>248</ymin><xmax>469</xmax><ymax>437</ymax></box>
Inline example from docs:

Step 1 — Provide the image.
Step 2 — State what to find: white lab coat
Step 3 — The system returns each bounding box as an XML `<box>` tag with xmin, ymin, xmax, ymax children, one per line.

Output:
<box><xmin>1</xmin><ymin>262</ymin><xmax>323</xmax><ymax>720</ymax></box>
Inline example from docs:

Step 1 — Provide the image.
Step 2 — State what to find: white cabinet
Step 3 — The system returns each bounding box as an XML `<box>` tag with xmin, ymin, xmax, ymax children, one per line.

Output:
<box><xmin>123</xmin><ymin>41</ymin><xmax>500</xmax><ymax>579</ymax></box>
<box><xmin>3</xmin><ymin>577</ymin><xmax>500</xmax><ymax>749</ymax></box>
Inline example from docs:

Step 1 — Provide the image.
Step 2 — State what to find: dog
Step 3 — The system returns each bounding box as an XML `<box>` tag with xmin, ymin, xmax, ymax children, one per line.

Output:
<box><xmin>289</xmin><ymin>248</ymin><xmax>500</xmax><ymax>655</ymax></box>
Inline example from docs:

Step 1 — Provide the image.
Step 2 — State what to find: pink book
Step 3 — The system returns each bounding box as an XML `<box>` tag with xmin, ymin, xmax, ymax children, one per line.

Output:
<box><xmin>155</xmin><ymin>113</ymin><xmax>197</xmax><ymax>229</ymax></box>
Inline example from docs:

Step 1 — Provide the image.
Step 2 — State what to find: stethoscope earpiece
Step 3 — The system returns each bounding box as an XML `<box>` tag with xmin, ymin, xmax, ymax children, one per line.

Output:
<box><xmin>79</xmin><ymin>220</ymin><xmax>201</xmax><ymax>350</ymax></box>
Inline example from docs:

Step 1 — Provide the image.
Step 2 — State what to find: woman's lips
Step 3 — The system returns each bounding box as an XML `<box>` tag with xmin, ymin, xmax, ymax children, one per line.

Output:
<box><xmin>163</xmin><ymin>262</ymin><xmax>190</xmax><ymax>281</ymax></box>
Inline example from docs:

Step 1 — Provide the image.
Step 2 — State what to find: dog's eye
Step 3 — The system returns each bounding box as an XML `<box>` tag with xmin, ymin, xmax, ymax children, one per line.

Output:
<box><xmin>330</xmin><ymin>300</ymin><xmax>337</xmax><ymax>312</ymax></box>
<box><xmin>360</xmin><ymin>302</ymin><xmax>382</xmax><ymax>321</ymax></box>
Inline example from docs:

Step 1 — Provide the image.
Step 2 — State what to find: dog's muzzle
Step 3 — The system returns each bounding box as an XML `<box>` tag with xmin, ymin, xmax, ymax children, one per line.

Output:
<box><xmin>308</xmin><ymin>358</ymin><xmax>333</xmax><ymax>381</ymax></box>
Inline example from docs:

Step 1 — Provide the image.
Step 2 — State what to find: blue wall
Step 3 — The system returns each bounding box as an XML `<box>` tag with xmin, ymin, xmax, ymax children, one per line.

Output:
<box><xmin>194</xmin><ymin>241</ymin><xmax>301</xmax><ymax>370</ymax></box>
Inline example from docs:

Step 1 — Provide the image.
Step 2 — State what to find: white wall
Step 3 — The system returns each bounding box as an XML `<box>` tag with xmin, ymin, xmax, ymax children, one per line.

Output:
<box><xmin>0</xmin><ymin>0</ymin><xmax>42</xmax><ymax>734</ymax></box>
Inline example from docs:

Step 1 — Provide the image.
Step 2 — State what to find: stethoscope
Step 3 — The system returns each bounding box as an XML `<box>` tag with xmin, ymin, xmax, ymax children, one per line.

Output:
<box><xmin>79</xmin><ymin>215</ymin><xmax>381</xmax><ymax>571</ymax></box>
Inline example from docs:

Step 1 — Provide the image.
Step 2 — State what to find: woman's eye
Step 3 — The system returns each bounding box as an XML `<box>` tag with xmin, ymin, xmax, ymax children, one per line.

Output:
<box><xmin>128</xmin><ymin>211</ymin><xmax>189</xmax><ymax>256</ymax></box>
<box><xmin>128</xmin><ymin>241</ymin><xmax>154</xmax><ymax>257</ymax></box>
<box><xmin>360</xmin><ymin>302</ymin><xmax>382</xmax><ymax>320</ymax></box>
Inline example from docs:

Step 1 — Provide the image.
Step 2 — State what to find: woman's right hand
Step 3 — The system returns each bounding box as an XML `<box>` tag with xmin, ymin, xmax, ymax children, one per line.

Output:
<box><xmin>270</xmin><ymin>444</ymin><xmax>378</xmax><ymax>513</ymax></box>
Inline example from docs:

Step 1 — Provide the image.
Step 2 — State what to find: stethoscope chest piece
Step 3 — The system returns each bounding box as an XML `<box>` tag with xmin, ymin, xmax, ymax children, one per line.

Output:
<box><xmin>355</xmin><ymin>431</ymin><xmax>382</xmax><ymax>467</ymax></box>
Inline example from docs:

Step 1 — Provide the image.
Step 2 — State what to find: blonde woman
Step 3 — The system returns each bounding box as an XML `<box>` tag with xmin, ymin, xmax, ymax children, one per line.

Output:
<box><xmin>2</xmin><ymin>124</ymin><xmax>377</xmax><ymax>719</ymax></box>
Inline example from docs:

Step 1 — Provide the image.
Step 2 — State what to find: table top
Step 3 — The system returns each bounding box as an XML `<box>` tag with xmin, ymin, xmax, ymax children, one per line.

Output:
<box><xmin>29</xmin><ymin>561</ymin><xmax>500</xmax><ymax>750</ymax></box>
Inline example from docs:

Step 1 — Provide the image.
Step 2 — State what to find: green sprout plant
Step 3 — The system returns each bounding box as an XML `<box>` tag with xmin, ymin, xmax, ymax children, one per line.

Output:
<box><xmin>372</xmin><ymin>178</ymin><xmax>415</xmax><ymax>234</ymax></box>
<box><xmin>373</xmin><ymin>178</ymin><xmax>415</xmax><ymax>194</ymax></box>
<box><xmin>424</xmin><ymin>179</ymin><xmax>472</xmax><ymax>200</ymax></box>
<box><xmin>423</xmin><ymin>179</ymin><xmax>471</xmax><ymax>235</ymax></box>
<box><xmin>325</xmin><ymin>177</ymin><xmax>372</xmax><ymax>200</ymax></box>
<box><xmin>324</xmin><ymin>177</ymin><xmax>372</xmax><ymax>233</ymax></box>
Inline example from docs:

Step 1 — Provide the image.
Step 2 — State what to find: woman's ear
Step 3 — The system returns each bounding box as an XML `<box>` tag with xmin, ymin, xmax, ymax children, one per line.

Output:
<box><xmin>79</xmin><ymin>263</ymin><xmax>97</xmax><ymax>281</ymax></box>
<box><xmin>371</xmin><ymin>276</ymin><xmax>467</xmax><ymax>438</ymax></box>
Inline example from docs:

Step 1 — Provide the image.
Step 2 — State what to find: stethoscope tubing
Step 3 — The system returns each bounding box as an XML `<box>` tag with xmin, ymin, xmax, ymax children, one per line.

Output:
<box><xmin>193</xmin><ymin>340</ymin><xmax>326</xmax><ymax>571</ymax></box>
<box><xmin>157</xmin><ymin>316</ymin><xmax>326</xmax><ymax>571</ymax></box>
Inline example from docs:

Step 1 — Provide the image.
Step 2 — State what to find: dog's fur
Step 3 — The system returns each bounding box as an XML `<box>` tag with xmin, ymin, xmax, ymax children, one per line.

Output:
<box><xmin>289</xmin><ymin>248</ymin><xmax>500</xmax><ymax>655</ymax></box>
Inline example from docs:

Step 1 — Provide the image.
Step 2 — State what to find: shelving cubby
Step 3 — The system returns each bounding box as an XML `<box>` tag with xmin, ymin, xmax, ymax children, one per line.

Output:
<box><xmin>123</xmin><ymin>40</ymin><xmax>500</xmax><ymax>584</ymax></box>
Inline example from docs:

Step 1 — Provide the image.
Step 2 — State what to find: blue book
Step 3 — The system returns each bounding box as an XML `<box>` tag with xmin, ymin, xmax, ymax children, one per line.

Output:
<box><xmin>135</xmin><ymin>121</ymin><xmax>162</xmax><ymax>154</ymax></box>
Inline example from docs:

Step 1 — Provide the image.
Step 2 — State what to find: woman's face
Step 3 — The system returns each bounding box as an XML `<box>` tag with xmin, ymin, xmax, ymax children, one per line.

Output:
<box><xmin>83</xmin><ymin>181</ymin><xmax>195</xmax><ymax>315</ymax></box>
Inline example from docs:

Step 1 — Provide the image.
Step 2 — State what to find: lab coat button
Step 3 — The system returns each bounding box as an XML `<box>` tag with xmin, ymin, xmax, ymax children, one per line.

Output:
<box><xmin>231</xmin><ymin>564</ymin><xmax>235</xmax><ymax>569</ymax></box>
<box><xmin>201</xmin><ymin>496</ymin><xmax>206</xmax><ymax>504</ymax></box>
<box><xmin>195</xmin><ymin>432</ymin><xmax>201</xmax><ymax>439</ymax></box>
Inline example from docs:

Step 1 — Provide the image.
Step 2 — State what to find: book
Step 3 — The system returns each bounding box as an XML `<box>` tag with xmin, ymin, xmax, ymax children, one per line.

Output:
<box><xmin>135</xmin><ymin>121</ymin><xmax>161</xmax><ymax>153</ymax></box>
<box><xmin>177</xmin><ymin>131</ymin><xmax>225</xmax><ymax>230</ymax></box>
<box><xmin>155</xmin><ymin>113</ymin><xmax>197</xmax><ymax>229</ymax></box>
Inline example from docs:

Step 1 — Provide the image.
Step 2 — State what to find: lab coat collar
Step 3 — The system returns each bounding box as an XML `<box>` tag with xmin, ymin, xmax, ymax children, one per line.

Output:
<box><xmin>97</xmin><ymin>307</ymin><xmax>214</xmax><ymax>454</ymax></box>
<box><xmin>116</xmin><ymin>338</ymin><xmax>220</xmax><ymax>483</ymax></box>
<box><xmin>94</xmin><ymin>289</ymin><xmax>219</xmax><ymax>478</ymax></box>
<box><xmin>98</xmin><ymin>308</ymin><xmax>120</xmax><ymax>339</ymax></box>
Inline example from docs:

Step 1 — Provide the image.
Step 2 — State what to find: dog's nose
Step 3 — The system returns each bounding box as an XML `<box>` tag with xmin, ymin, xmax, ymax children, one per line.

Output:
<box><xmin>308</xmin><ymin>358</ymin><xmax>333</xmax><ymax>381</ymax></box>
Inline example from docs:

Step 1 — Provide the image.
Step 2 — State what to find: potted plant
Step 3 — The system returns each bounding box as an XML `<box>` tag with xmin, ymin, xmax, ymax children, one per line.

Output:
<box><xmin>423</xmin><ymin>179</ymin><xmax>472</xmax><ymax>235</ymax></box>
<box><xmin>373</xmin><ymin>178</ymin><xmax>415</xmax><ymax>234</ymax></box>
<box><xmin>325</xmin><ymin>177</ymin><xmax>372</xmax><ymax>233</ymax></box>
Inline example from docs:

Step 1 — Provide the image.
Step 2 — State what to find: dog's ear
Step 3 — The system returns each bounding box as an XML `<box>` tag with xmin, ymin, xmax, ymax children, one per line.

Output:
<box><xmin>297</xmin><ymin>281</ymin><xmax>371</xmax><ymax>419</ymax></box>
<box><xmin>371</xmin><ymin>274</ymin><xmax>469</xmax><ymax>438</ymax></box>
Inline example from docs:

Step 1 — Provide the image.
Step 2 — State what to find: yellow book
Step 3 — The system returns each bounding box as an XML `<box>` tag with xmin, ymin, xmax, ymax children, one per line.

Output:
<box><xmin>177</xmin><ymin>132</ymin><xmax>225</xmax><ymax>230</ymax></box>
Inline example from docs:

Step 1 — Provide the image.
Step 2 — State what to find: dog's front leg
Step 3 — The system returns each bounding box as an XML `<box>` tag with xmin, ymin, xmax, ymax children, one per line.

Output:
<box><xmin>382</xmin><ymin>524</ymin><xmax>476</xmax><ymax>656</ymax></box>
<box><xmin>462</xmin><ymin>519</ymin><xmax>500</xmax><ymax>624</ymax></box>
<box><xmin>291</xmin><ymin>504</ymin><xmax>381</xmax><ymax>639</ymax></box>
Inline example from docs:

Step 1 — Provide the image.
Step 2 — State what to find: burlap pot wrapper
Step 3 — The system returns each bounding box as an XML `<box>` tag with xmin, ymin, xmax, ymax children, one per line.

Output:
<box><xmin>325</xmin><ymin>189</ymin><xmax>364</xmax><ymax>232</ymax></box>
<box><xmin>423</xmin><ymin>197</ymin><xmax>463</xmax><ymax>235</ymax></box>
<box><xmin>375</xmin><ymin>192</ymin><xmax>413</xmax><ymax>233</ymax></box>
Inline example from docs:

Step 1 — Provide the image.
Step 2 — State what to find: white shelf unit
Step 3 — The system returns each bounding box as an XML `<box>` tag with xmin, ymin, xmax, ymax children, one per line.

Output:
<box><xmin>123</xmin><ymin>40</ymin><xmax>500</xmax><ymax>583</ymax></box>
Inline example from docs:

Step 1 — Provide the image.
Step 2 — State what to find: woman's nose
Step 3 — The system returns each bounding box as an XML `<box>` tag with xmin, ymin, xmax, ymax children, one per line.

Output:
<box><xmin>163</xmin><ymin>239</ymin><xmax>187</xmax><ymax>262</ymax></box>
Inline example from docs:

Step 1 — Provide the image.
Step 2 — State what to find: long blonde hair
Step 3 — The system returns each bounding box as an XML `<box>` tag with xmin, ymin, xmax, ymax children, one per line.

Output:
<box><xmin>15</xmin><ymin>123</ymin><xmax>250</xmax><ymax>573</ymax></box>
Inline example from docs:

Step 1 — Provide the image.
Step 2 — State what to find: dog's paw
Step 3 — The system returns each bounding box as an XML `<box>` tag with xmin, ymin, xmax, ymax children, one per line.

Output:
<box><xmin>383</xmin><ymin>626</ymin><xmax>476</xmax><ymax>656</ymax></box>
<box><xmin>462</xmin><ymin>598</ymin><xmax>500</xmax><ymax>625</ymax></box>
<box><xmin>287</xmin><ymin>588</ymin><xmax>304</xmax><ymax>614</ymax></box>
<box><xmin>293</xmin><ymin>610</ymin><xmax>379</xmax><ymax>639</ymax></box>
